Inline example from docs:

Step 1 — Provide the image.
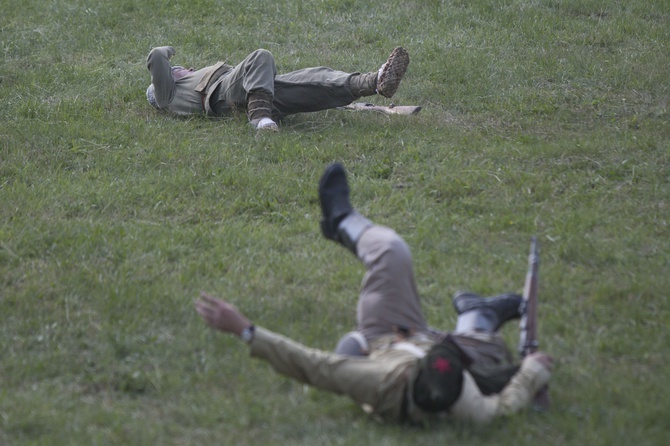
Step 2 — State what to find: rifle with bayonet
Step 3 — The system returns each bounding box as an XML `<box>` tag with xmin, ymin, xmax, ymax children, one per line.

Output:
<box><xmin>518</xmin><ymin>236</ymin><xmax>551</xmax><ymax>410</ymax></box>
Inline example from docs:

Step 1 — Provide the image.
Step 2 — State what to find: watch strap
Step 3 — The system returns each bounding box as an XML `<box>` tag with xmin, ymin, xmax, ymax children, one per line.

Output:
<box><xmin>241</xmin><ymin>325</ymin><xmax>255</xmax><ymax>343</ymax></box>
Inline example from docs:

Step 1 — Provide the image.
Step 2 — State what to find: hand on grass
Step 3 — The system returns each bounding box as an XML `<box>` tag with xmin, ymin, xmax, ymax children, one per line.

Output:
<box><xmin>195</xmin><ymin>292</ymin><xmax>252</xmax><ymax>338</ymax></box>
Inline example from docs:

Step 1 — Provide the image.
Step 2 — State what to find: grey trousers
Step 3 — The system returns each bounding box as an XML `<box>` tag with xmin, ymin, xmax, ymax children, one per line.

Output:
<box><xmin>336</xmin><ymin>225</ymin><xmax>514</xmax><ymax>365</ymax></box>
<box><xmin>355</xmin><ymin>226</ymin><xmax>428</xmax><ymax>340</ymax></box>
<box><xmin>212</xmin><ymin>49</ymin><xmax>358</xmax><ymax>118</ymax></box>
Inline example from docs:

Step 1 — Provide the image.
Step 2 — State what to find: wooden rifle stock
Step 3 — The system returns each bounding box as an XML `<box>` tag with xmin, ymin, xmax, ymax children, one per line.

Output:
<box><xmin>340</xmin><ymin>102</ymin><xmax>422</xmax><ymax>115</ymax></box>
<box><xmin>518</xmin><ymin>236</ymin><xmax>550</xmax><ymax>410</ymax></box>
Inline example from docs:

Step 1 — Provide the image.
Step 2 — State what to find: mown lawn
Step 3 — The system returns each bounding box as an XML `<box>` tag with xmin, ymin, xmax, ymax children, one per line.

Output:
<box><xmin>1</xmin><ymin>0</ymin><xmax>668</xmax><ymax>445</ymax></box>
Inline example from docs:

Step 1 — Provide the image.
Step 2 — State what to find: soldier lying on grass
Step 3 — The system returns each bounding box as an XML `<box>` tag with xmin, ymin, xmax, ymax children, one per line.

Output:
<box><xmin>195</xmin><ymin>163</ymin><xmax>553</xmax><ymax>425</ymax></box>
<box><xmin>147</xmin><ymin>46</ymin><xmax>410</xmax><ymax>132</ymax></box>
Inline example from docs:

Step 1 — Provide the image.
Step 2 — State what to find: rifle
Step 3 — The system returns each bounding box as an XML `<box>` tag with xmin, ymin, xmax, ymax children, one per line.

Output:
<box><xmin>339</xmin><ymin>102</ymin><xmax>422</xmax><ymax>116</ymax></box>
<box><xmin>518</xmin><ymin>236</ymin><xmax>551</xmax><ymax>410</ymax></box>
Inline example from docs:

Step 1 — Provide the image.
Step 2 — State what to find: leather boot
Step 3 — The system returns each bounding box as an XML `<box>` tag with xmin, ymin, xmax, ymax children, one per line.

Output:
<box><xmin>376</xmin><ymin>46</ymin><xmax>410</xmax><ymax>98</ymax></box>
<box><xmin>349</xmin><ymin>46</ymin><xmax>410</xmax><ymax>99</ymax></box>
<box><xmin>319</xmin><ymin>163</ymin><xmax>351</xmax><ymax>241</ymax></box>
<box><xmin>453</xmin><ymin>291</ymin><xmax>523</xmax><ymax>332</ymax></box>
<box><xmin>318</xmin><ymin>163</ymin><xmax>371</xmax><ymax>255</ymax></box>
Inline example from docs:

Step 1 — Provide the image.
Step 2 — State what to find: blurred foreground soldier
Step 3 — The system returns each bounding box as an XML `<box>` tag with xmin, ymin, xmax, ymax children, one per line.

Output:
<box><xmin>195</xmin><ymin>163</ymin><xmax>552</xmax><ymax>425</ymax></box>
<box><xmin>146</xmin><ymin>46</ymin><xmax>409</xmax><ymax>132</ymax></box>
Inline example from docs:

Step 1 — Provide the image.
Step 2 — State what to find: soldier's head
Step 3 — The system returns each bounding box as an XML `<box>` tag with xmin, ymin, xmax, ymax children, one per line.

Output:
<box><xmin>146</xmin><ymin>84</ymin><xmax>158</xmax><ymax>108</ymax></box>
<box><xmin>412</xmin><ymin>337</ymin><xmax>465</xmax><ymax>412</ymax></box>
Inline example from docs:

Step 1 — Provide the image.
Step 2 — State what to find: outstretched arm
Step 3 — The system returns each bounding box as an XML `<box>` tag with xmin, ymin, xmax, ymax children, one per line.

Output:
<box><xmin>194</xmin><ymin>292</ymin><xmax>413</xmax><ymax>421</ymax></box>
<box><xmin>146</xmin><ymin>46</ymin><xmax>177</xmax><ymax>107</ymax></box>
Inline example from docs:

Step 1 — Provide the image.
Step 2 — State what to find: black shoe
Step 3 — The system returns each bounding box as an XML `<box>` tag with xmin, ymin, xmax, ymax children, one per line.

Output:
<box><xmin>318</xmin><ymin>163</ymin><xmax>353</xmax><ymax>240</ymax></box>
<box><xmin>453</xmin><ymin>291</ymin><xmax>523</xmax><ymax>331</ymax></box>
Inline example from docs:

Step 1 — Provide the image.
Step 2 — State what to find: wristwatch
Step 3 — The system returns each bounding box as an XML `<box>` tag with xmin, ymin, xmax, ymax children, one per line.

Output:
<box><xmin>241</xmin><ymin>325</ymin><xmax>255</xmax><ymax>343</ymax></box>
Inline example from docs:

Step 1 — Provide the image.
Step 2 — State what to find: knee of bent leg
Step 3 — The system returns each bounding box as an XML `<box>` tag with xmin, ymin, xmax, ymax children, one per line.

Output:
<box><xmin>335</xmin><ymin>331</ymin><xmax>369</xmax><ymax>356</ymax></box>
<box><xmin>360</xmin><ymin>226</ymin><xmax>413</xmax><ymax>269</ymax></box>
<box><xmin>382</xmin><ymin>234</ymin><xmax>413</xmax><ymax>269</ymax></box>
<box><xmin>252</xmin><ymin>48</ymin><xmax>274</xmax><ymax>63</ymax></box>
<box><xmin>248</xmin><ymin>49</ymin><xmax>276</xmax><ymax>75</ymax></box>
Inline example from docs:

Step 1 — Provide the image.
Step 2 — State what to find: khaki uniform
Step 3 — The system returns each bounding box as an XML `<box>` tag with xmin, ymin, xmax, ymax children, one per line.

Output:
<box><xmin>248</xmin><ymin>225</ymin><xmax>551</xmax><ymax>424</ymax></box>
<box><xmin>250</xmin><ymin>327</ymin><xmax>551</xmax><ymax>424</ymax></box>
<box><xmin>146</xmin><ymin>46</ymin><xmax>359</xmax><ymax>118</ymax></box>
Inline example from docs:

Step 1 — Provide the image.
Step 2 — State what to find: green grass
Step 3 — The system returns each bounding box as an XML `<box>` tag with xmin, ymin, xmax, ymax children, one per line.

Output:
<box><xmin>1</xmin><ymin>0</ymin><xmax>669</xmax><ymax>444</ymax></box>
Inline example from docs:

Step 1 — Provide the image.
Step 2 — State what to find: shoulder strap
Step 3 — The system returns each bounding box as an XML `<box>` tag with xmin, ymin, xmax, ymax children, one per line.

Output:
<box><xmin>195</xmin><ymin>61</ymin><xmax>232</xmax><ymax>93</ymax></box>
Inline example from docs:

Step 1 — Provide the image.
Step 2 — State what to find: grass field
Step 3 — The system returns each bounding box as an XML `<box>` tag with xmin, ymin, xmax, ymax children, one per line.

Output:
<box><xmin>1</xmin><ymin>0</ymin><xmax>669</xmax><ymax>444</ymax></box>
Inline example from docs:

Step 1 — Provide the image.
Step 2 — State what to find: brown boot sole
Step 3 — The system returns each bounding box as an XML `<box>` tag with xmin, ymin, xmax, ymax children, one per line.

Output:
<box><xmin>377</xmin><ymin>47</ymin><xmax>410</xmax><ymax>98</ymax></box>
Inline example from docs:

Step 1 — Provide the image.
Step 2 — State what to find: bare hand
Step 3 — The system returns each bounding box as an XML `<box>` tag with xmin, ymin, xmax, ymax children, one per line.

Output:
<box><xmin>528</xmin><ymin>352</ymin><xmax>554</xmax><ymax>371</ymax></box>
<box><xmin>195</xmin><ymin>292</ymin><xmax>252</xmax><ymax>337</ymax></box>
